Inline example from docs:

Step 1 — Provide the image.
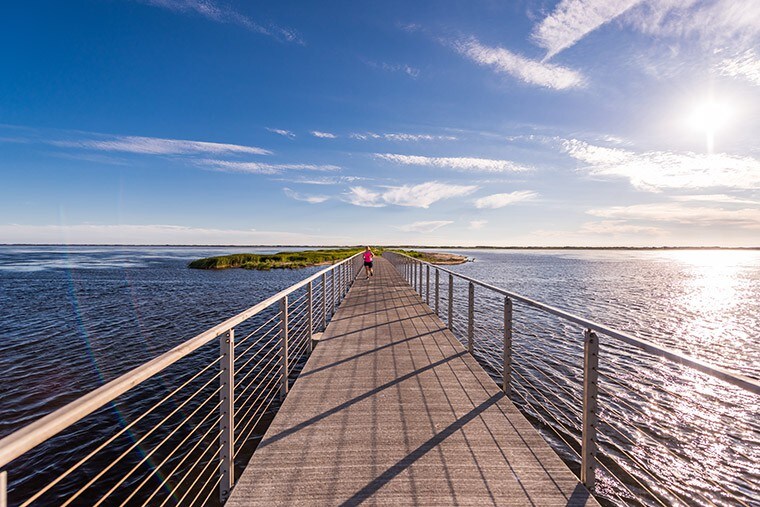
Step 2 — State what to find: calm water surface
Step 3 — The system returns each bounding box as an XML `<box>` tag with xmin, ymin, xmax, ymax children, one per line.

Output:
<box><xmin>1</xmin><ymin>246</ymin><xmax>758</xmax><ymax>505</ymax></box>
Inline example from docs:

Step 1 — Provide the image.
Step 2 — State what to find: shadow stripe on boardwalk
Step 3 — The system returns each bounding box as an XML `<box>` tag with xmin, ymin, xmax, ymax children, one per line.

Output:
<box><xmin>226</xmin><ymin>257</ymin><xmax>599</xmax><ymax>506</ymax></box>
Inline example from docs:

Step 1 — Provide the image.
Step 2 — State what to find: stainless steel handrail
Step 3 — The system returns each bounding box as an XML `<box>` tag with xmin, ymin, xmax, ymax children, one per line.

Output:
<box><xmin>384</xmin><ymin>251</ymin><xmax>760</xmax><ymax>394</ymax></box>
<box><xmin>0</xmin><ymin>252</ymin><xmax>363</xmax><ymax>498</ymax></box>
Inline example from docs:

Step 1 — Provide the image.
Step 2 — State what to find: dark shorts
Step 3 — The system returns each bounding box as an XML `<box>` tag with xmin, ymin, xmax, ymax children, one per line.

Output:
<box><xmin>364</xmin><ymin>261</ymin><xmax>373</xmax><ymax>267</ymax></box>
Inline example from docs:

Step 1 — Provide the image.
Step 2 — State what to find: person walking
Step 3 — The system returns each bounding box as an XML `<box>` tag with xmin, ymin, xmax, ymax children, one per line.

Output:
<box><xmin>363</xmin><ymin>246</ymin><xmax>374</xmax><ymax>279</ymax></box>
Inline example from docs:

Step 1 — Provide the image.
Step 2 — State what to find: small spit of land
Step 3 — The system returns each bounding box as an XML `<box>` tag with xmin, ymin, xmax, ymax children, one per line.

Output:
<box><xmin>189</xmin><ymin>248</ymin><xmax>467</xmax><ymax>270</ymax></box>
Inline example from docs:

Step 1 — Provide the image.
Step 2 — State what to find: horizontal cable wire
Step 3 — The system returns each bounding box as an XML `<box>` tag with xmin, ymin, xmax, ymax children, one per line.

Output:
<box><xmin>20</xmin><ymin>354</ymin><xmax>222</xmax><ymax>507</ymax></box>
<box><xmin>140</xmin><ymin>413</ymin><xmax>222</xmax><ymax>506</ymax></box>
<box><xmin>123</xmin><ymin>395</ymin><xmax>223</xmax><ymax>506</ymax></box>
<box><xmin>99</xmin><ymin>385</ymin><xmax>224</xmax><ymax>506</ymax></box>
<box><xmin>78</xmin><ymin>374</ymin><xmax>223</xmax><ymax>507</ymax></box>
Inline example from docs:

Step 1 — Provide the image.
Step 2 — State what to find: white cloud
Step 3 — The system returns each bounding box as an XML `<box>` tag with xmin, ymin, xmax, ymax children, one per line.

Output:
<box><xmin>375</xmin><ymin>153</ymin><xmax>532</xmax><ymax>172</ymax></box>
<box><xmin>140</xmin><ymin>0</ymin><xmax>302</xmax><ymax>43</ymax></box>
<box><xmin>343</xmin><ymin>187</ymin><xmax>385</xmax><ymax>207</ymax></box>
<box><xmin>311</xmin><ymin>131</ymin><xmax>338</xmax><ymax>139</ymax></box>
<box><xmin>0</xmin><ymin>223</ymin><xmax>344</xmax><ymax>245</ymax></box>
<box><xmin>562</xmin><ymin>139</ymin><xmax>760</xmax><ymax>191</ymax></box>
<box><xmin>453</xmin><ymin>37</ymin><xmax>585</xmax><ymax>90</ymax></box>
<box><xmin>673</xmin><ymin>194</ymin><xmax>760</xmax><ymax>205</ymax></box>
<box><xmin>469</xmin><ymin>220</ymin><xmax>488</xmax><ymax>230</ymax></box>
<box><xmin>588</xmin><ymin>202</ymin><xmax>760</xmax><ymax>229</ymax></box>
<box><xmin>54</xmin><ymin>135</ymin><xmax>271</xmax><ymax>156</ymax></box>
<box><xmin>267</xmin><ymin>128</ymin><xmax>296</xmax><ymax>138</ymax></box>
<box><xmin>381</xmin><ymin>182</ymin><xmax>477</xmax><ymax>208</ymax></box>
<box><xmin>532</xmin><ymin>0</ymin><xmax>643</xmax><ymax>59</ymax></box>
<box><xmin>578</xmin><ymin>220</ymin><xmax>665</xmax><ymax>235</ymax></box>
<box><xmin>352</xmin><ymin>132</ymin><xmax>457</xmax><ymax>142</ymax></box>
<box><xmin>198</xmin><ymin>160</ymin><xmax>340</xmax><ymax>174</ymax></box>
<box><xmin>474</xmin><ymin>191</ymin><xmax>538</xmax><ymax>209</ymax></box>
<box><xmin>344</xmin><ymin>181</ymin><xmax>477</xmax><ymax>208</ymax></box>
<box><xmin>717</xmin><ymin>49</ymin><xmax>760</xmax><ymax>86</ymax></box>
<box><xmin>396</xmin><ymin>221</ymin><xmax>454</xmax><ymax>233</ymax></box>
<box><xmin>283</xmin><ymin>188</ymin><xmax>329</xmax><ymax>204</ymax></box>
<box><xmin>628</xmin><ymin>0</ymin><xmax>760</xmax><ymax>46</ymax></box>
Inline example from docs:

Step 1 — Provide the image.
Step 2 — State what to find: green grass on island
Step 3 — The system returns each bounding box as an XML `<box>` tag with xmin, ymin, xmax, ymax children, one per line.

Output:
<box><xmin>188</xmin><ymin>248</ymin><xmax>467</xmax><ymax>270</ymax></box>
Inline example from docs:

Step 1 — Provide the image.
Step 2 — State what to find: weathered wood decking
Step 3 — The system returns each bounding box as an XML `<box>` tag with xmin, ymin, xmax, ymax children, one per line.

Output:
<box><xmin>227</xmin><ymin>257</ymin><xmax>598</xmax><ymax>506</ymax></box>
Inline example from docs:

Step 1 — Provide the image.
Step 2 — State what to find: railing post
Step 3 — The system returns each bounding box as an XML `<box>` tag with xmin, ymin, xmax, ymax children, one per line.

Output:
<box><xmin>219</xmin><ymin>328</ymin><xmax>235</xmax><ymax>503</ymax></box>
<box><xmin>503</xmin><ymin>297</ymin><xmax>512</xmax><ymax>396</ymax></box>
<box><xmin>1</xmin><ymin>470</ymin><xmax>6</xmax><ymax>507</ymax></box>
<box><xmin>321</xmin><ymin>273</ymin><xmax>327</xmax><ymax>330</ymax></box>
<box><xmin>280</xmin><ymin>297</ymin><xmax>289</xmax><ymax>400</ymax></box>
<box><xmin>582</xmin><ymin>328</ymin><xmax>599</xmax><ymax>490</ymax></box>
<box><xmin>467</xmin><ymin>282</ymin><xmax>474</xmax><ymax>354</ymax></box>
<box><xmin>435</xmin><ymin>269</ymin><xmax>440</xmax><ymax>315</ymax></box>
<box><xmin>331</xmin><ymin>268</ymin><xmax>336</xmax><ymax>316</ymax></box>
<box><xmin>447</xmin><ymin>273</ymin><xmax>453</xmax><ymax>330</ymax></box>
<box><xmin>426</xmin><ymin>265</ymin><xmax>430</xmax><ymax>305</ymax></box>
<box><xmin>308</xmin><ymin>281</ymin><xmax>313</xmax><ymax>354</ymax></box>
<box><xmin>413</xmin><ymin>262</ymin><xmax>417</xmax><ymax>291</ymax></box>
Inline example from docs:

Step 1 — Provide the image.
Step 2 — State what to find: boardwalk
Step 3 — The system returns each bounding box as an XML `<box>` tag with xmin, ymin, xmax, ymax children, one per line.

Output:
<box><xmin>227</xmin><ymin>257</ymin><xmax>598</xmax><ymax>506</ymax></box>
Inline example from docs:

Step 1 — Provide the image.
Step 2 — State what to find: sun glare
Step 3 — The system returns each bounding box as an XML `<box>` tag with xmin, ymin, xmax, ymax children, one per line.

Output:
<box><xmin>686</xmin><ymin>100</ymin><xmax>732</xmax><ymax>154</ymax></box>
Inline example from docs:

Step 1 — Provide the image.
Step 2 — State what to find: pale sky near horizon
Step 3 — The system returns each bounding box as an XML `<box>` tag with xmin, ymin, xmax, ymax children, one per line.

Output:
<box><xmin>1</xmin><ymin>0</ymin><xmax>759</xmax><ymax>246</ymax></box>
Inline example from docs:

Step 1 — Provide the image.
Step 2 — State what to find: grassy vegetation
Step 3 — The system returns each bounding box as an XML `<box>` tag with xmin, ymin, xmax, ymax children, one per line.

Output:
<box><xmin>189</xmin><ymin>248</ymin><xmax>383</xmax><ymax>270</ymax></box>
<box><xmin>188</xmin><ymin>247</ymin><xmax>466</xmax><ymax>270</ymax></box>
<box><xmin>389</xmin><ymin>249</ymin><xmax>467</xmax><ymax>265</ymax></box>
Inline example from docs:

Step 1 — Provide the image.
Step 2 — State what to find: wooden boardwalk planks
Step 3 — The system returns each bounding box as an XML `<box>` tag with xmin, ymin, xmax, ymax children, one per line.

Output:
<box><xmin>226</xmin><ymin>257</ymin><xmax>598</xmax><ymax>506</ymax></box>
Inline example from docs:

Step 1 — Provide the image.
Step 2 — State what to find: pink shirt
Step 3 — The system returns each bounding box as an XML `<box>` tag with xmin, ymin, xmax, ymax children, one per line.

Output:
<box><xmin>363</xmin><ymin>251</ymin><xmax>373</xmax><ymax>262</ymax></box>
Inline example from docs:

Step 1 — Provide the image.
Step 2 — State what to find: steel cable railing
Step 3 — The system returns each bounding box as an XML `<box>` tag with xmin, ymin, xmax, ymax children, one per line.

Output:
<box><xmin>0</xmin><ymin>252</ymin><xmax>364</xmax><ymax>506</ymax></box>
<box><xmin>384</xmin><ymin>251</ymin><xmax>760</xmax><ymax>507</ymax></box>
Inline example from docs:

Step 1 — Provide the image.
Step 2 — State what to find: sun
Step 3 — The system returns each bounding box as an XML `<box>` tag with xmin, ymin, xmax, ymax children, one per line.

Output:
<box><xmin>688</xmin><ymin>101</ymin><xmax>731</xmax><ymax>132</ymax></box>
<box><xmin>687</xmin><ymin>100</ymin><xmax>732</xmax><ymax>153</ymax></box>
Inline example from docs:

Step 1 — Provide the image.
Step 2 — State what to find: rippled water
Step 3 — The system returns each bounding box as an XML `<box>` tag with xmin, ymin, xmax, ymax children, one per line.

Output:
<box><xmin>1</xmin><ymin>246</ymin><xmax>758</xmax><ymax>505</ymax></box>
<box><xmin>439</xmin><ymin>249</ymin><xmax>760</xmax><ymax>506</ymax></box>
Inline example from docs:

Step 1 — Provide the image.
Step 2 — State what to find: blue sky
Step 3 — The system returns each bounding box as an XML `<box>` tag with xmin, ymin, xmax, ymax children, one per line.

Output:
<box><xmin>1</xmin><ymin>0</ymin><xmax>758</xmax><ymax>246</ymax></box>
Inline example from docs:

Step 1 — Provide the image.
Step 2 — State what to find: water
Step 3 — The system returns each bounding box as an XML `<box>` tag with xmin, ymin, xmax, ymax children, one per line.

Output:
<box><xmin>438</xmin><ymin>249</ymin><xmax>760</xmax><ymax>506</ymax></box>
<box><xmin>1</xmin><ymin>246</ymin><xmax>758</xmax><ymax>505</ymax></box>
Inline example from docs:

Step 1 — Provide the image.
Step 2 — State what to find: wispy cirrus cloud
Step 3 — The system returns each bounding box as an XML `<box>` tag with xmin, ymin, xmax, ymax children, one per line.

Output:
<box><xmin>311</xmin><ymin>131</ymin><xmax>338</xmax><ymax>139</ymax></box>
<box><xmin>717</xmin><ymin>49</ymin><xmax>760</xmax><ymax>86</ymax></box>
<box><xmin>267</xmin><ymin>128</ymin><xmax>296</xmax><ymax>138</ymax></box>
<box><xmin>283</xmin><ymin>188</ymin><xmax>329</xmax><ymax>204</ymax></box>
<box><xmin>383</xmin><ymin>182</ymin><xmax>477</xmax><ymax>208</ymax></box>
<box><xmin>396</xmin><ymin>221</ymin><xmax>454</xmax><ymax>233</ymax></box>
<box><xmin>198</xmin><ymin>160</ymin><xmax>340</xmax><ymax>174</ymax></box>
<box><xmin>343</xmin><ymin>181</ymin><xmax>477</xmax><ymax>208</ymax></box>
<box><xmin>139</xmin><ymin>0</ymin><xmax>302</xmax><ymax>43</ymax></box>
<box><xmin>469</xmin><ymin>220</ymin><xmax>488</xmax><ymax>230</ymax></box>
<box><xmin>376</xmin><ymin>153</ymin><xmax>532</xmax><ymax>172</ymax></box>
<box><xmin>563</xmin><ymin>139</ymin><xmax>760</xmax><ymax>191</ymax></box>
<box><xmin>343</xmin><ymin>187</ymin><xmax>385</xmax><ymax>207</ymax></box>
<box><xmin>54</xmin><ymin>134</ymin><xmax>271</xmax><ymax>156</ymax></box>
<box><xmin>351</xmin><ymin>132</ymin><xmax>457</xmax><ymax>142</ymax></box>
<box><xmin>672</xmin><ymin>194</ymin><xmax>760</xmax><ymax>205</ymax></box>
<box><xmin>532</xmin><ymin>0</ymin><xmax>642</xmax><ymax>59</ymax></box>
<box><xmin>453</xmin><ymin>37</ymin><xmax>585</xmax><ymax>90</ymax></box>
<box><xmin>474</xmin><ymin>191</ymin><xmax>538</xmax><ymax>209</ymax></box>
<box><xmin>588</xmin><ymin>202</ymin><xmax>760</xmax><ymax>229</ymax></box>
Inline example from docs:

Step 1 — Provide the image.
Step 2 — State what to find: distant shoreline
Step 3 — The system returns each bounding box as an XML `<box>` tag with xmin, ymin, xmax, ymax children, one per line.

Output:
<box><xmin>2</xmin><ymin>244</ymin><xmax>759</xmax><ymax>250</ymax></box>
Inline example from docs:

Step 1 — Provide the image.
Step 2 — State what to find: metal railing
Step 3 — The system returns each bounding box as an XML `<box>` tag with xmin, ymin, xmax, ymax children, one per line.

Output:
<box><xmin>0</xmin><ymin>253</ymin><xmax>364</xmax><ymax>506</ymax></box>
<box><xmin>384</xmin><ymin>251</ymin><xmax>760</xmax><ymax>507</ymax></box>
